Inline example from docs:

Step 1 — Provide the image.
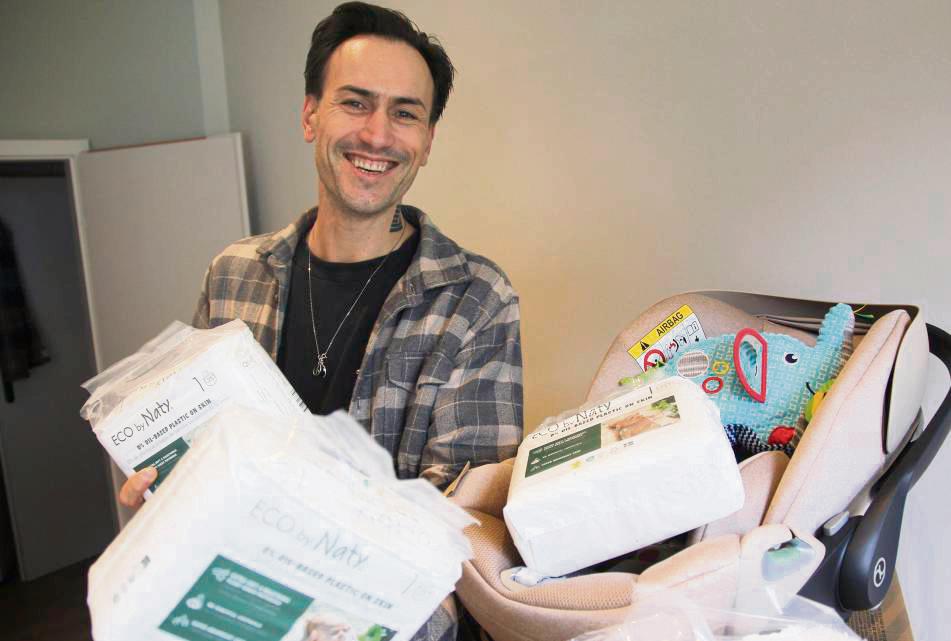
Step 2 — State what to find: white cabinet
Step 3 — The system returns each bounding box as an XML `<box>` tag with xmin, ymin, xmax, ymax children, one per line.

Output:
<box><xmin>0</xmin><ymin>134</ymin><xmax>250</xmax><ymax>579</ymax></box>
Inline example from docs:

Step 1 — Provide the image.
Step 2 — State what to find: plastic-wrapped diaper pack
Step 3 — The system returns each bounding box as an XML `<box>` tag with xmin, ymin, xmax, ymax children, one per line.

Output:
<box><xmin>570</xmin><ymin>589</ymin><xmax>862</xmax><ymax>641</ymax></box>
<box><xmin>504</xmin><ymin>376</ymin><xmax>744</xmax><ymax>577</ymax></box>
<box><xmin>88</xmin><ymin>405</ymin><xmax>476</xmax><ymax>641</ymax></box>
<box><xmin>81</xmin><ymin>320</ymin><xmax>308</xmax><ymax>492</ymax></box>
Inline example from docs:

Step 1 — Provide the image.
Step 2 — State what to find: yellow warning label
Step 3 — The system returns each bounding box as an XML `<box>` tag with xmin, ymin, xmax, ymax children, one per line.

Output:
<box><xmin>628</xmin><ymin>305</ymin><xmax>695</xmax><ymax>359</ymax></box>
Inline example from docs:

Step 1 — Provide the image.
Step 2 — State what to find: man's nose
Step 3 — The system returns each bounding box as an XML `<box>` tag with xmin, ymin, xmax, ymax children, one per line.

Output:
<box><xmin>358</xmin><ymin>107</ymin><xmax>394</xmax><ymax>149</ymax></box>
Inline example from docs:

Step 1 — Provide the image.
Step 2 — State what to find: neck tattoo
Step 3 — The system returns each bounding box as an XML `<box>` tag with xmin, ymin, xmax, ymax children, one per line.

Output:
<box><xmin>389</xmin><ymin>208</ymin><xmax>404</xmax><ymax>232</ymax></box>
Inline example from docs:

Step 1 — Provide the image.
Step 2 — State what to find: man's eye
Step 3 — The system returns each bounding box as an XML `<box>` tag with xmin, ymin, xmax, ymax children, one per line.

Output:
<box><xmin>396</xmin><ymin>110</ymin><xmax>419</xmax><ymax>120</ymax></box>
<box><xmin>343</xmin><ymin>100</ymin><xmax>365</xmax><ymax>110</ymax></box>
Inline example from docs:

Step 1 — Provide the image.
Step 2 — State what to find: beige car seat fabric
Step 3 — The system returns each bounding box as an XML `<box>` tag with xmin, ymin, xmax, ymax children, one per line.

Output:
<box><xmin>689</xmin><ymin>450</ymin><xmax>789</xmax><ymax>544</ymax></box>
<box><xmin>456</xmin><ymin>563</ymin><xmax>633</xmax><ymax>641</ymax></box>
<box><xmin>766</xmin><ymin>310</ymin><xmax>910</xmax><ymax>534</ymax></box>
<box><xmin>449</xmin><ymin>457</ymin><xmax>514</xmax><ymax>516</ymax></box>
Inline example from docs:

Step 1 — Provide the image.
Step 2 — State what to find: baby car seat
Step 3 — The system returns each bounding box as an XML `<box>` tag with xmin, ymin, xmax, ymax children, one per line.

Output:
<box><xmin>448</xmin><ymin>292</ymin><xmax>950</xmax><ymax>641</ymax></box>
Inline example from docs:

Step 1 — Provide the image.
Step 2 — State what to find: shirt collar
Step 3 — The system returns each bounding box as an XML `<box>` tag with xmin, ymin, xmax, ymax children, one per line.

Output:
<box><xmin>257</xmin><ymin>205</ymin><xmax>471</xmax><ymax>293</ymax></box>
<box><xmin>399</xmin><ymin>205</ymin><xmax>471</xmax><ymax>294</ymax></box>
<box><xmin>256</xmin><ymin>208</ymin><xmax>315</xmax><ymax>267</ymax></box>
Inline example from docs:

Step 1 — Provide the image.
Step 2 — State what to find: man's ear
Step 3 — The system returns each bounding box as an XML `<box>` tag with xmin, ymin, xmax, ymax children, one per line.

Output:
<box><xmin>420</xmin><ymin>125</ymin><xmax>436</xmax><ymax>167</ymax></box>
<box><xmin>302</xmin><ymin>95</ymin><xmax>319</xmax><ymax>143</ymax></box>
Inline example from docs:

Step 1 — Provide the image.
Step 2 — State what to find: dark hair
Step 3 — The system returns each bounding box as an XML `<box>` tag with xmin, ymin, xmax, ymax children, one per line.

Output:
<box><xmin>304</xmin><ymin>2</ymin><xmax>455</xmax><ymax>125</ymax></box>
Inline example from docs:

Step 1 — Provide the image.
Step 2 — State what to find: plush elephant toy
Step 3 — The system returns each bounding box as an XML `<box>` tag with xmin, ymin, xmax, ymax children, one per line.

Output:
<box><xmin>644</xmin><ymin>303</ymin><xmax>855</xmax><ymax>458</ymax></box>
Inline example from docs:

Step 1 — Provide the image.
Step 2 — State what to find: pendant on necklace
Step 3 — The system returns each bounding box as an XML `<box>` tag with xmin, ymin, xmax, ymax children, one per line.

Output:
<box><xmin>313</xmin><ymin>353</ymin><xmax>328</xmax><ymax>377</ymax></box>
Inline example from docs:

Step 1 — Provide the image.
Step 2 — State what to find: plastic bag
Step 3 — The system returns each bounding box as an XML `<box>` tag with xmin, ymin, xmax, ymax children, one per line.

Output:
<box><xmin>702</xmin><ymin>589</ymin><xmax>863</xmax><ymax>640</ymax></box>
<box><xmin>570</xmin><ymin>589</ymin><xmax>863</xmax><ymax>641</ymax></box>
<box><xmin>88</xmin><ymin>404</ymin><xmax>476</xmax><ymax>641</ymax></box>
<box><xmin>505</xmin><ymin>376</ymin><xmax>744</xmax><ymax>576</ymax></box>
<box><xmin>80</xmin><ymin>319</ymin><xmax>307</xmax><ymax>492</ymax></box>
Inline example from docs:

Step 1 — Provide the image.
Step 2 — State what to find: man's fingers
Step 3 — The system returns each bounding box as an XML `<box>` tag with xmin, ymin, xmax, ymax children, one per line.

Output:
<box><xmin>118</xmin><ymin>467</ymin><xmax>157</xmax><ymax>508</ymax></box>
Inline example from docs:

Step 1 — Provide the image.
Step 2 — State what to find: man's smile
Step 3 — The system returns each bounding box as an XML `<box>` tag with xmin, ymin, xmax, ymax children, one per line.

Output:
<box><xmin>345</xmin><ymin>152</ymin><xmax>398</xmax><ymax>176</ymax></box>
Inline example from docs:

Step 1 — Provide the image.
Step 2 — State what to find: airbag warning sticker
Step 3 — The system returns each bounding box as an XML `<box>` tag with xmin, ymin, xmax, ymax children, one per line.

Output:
<box><xmin>628</xmin><ymin>304</ymin><xmax>706</xmax><ymax>369</ymax></box>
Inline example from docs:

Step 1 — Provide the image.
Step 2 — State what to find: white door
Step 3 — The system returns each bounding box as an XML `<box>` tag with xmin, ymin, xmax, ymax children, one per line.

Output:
<box><xmin>76</xmin><ymin>133</ymin><xmax>251</xmax><ymax>527</ymax></box>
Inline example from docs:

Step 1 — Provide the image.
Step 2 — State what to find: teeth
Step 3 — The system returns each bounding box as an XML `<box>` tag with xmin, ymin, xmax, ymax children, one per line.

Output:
<box><xmin>351</xmin><ymin>156</ymin><xmax>390</xmax><ymax>173</ymax></box>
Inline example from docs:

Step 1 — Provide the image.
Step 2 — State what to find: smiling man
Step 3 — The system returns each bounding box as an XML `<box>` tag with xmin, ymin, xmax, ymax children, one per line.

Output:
<box><xmin>118</xmin><ymin>3</ymin><xmax>521</xmax><ymax>639</ymax></box>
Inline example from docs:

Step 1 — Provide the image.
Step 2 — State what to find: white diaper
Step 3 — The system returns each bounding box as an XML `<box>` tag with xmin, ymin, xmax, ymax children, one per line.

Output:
<box><xmin>81</xmin><ymin>320</ymin><xmax>307</xmax><ymax>493</ymax></box>
<box><xmin>505</xmin><ymin>376</ymin><xmax>744</xmax><ymax>577</ymax></box>
<box><xmin>87</xmin><ymin>406</ymin><xmax>475</xmax><ymax>641</ymax></box>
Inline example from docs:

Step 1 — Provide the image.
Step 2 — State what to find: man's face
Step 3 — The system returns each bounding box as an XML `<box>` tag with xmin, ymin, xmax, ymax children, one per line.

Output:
<box><xmin>303</xmin><ymin>35</ymin><xmax>435</xmax><ymax>219</ymax></box>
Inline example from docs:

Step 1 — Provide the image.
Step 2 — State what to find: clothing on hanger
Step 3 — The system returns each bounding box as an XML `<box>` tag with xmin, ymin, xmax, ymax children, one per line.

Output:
<box><xmin>0</xmin><ymin>219</ymin><xmax>49</xmax><ymax>402</ymax></box>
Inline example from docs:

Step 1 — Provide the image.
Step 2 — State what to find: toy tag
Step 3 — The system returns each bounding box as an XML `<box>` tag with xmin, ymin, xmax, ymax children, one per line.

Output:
<box><xmin>733</xmin><ymin>328</ymin><xmax>767</xmax><ymax>403</ymax></box>
<box><xmin>628</xmin><ymin>305</ymin><xmax>706</xmax><ymax>370</ymax></box>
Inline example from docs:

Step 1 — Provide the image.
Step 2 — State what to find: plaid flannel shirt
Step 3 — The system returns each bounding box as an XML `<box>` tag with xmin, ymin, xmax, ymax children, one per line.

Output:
<box><xmin>193</xmin><ymin>207</ymin><xmax>523</xmax><ymax>641</ymax></box>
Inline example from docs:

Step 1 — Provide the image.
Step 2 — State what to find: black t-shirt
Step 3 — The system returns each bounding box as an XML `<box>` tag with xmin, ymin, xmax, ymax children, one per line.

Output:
<box><xmin>277</xmin><ymin>226</ymin><xmax>418</xmax><ymax>415</ymax></box>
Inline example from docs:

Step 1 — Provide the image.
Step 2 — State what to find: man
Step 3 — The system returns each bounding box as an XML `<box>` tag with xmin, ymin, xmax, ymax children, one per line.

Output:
<box><xmin>118</xmin><ymin>3</ymin><xmax>522</xmax><ymax>638</ymax></box>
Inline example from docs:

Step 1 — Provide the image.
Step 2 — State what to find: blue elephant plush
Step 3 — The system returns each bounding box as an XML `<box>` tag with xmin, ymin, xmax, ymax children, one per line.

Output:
<box><xmin>646</xmin><ymin>304</ymin><xmax>854</xmax><ymax>458</ymax></box>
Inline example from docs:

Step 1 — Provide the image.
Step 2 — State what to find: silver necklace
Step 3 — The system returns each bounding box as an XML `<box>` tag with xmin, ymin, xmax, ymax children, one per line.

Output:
<box><xmin>306</xmin><ymin>216</ymin><xmax>406</xmax><ymax>377</ymax></box>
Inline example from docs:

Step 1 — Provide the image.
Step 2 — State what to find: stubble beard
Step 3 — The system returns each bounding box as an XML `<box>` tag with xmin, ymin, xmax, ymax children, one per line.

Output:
<box><xmin>317</xmin><ymin>144</ymin><xmax>413</xmax><ymax>221</ymax></box>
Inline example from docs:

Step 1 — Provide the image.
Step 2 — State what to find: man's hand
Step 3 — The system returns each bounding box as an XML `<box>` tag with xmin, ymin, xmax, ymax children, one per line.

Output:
<box><xmin>118</xmin><ymin>467</ymin><xmax>158</xmax><ymax>509</ymax></box>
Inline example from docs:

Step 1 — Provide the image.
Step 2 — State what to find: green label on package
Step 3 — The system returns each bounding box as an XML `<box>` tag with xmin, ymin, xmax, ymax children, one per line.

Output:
<box><xmin>159</xmin><ymin>555</ymin><xmax>314</xmax><ymax>641</ymax></box>
<box><xmin>526</xmin><ymin>424</ymin><xmax>601</xmax><ymax>477</ymax></box>
<box><xmin>134</xmin><ymin>437</ymin><xmax>189</xmax><ymax>491</ymax></box>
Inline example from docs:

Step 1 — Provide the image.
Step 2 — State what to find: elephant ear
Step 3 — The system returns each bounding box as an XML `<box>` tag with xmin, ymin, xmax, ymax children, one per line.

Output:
<box><xmin>816</xmin><ymin>303</ymin><xmax>856</xmax><ymax>369</ymax></box>
<box><xmin>734</xmin><ymin>328</ymin><xmax>767</xmax><ymax>403</ymax></box>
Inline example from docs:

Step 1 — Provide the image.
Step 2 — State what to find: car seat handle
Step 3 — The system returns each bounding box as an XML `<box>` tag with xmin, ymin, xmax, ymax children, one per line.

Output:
<box><xmin>839</xmin><ymin>323</ymin><xmax>951</xmax><ymax>610</ymax></box>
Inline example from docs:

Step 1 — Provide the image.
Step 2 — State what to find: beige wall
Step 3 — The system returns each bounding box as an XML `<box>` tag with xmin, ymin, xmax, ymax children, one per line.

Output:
<box><xmin>220</xmin><ymin>0</ymin><xmax>950</xmax><ymax>416</ymax></box>
<box><xmin>218</xmin><ymin>2</ymin><xmax>950</xmax><ymax>637</ymax></box>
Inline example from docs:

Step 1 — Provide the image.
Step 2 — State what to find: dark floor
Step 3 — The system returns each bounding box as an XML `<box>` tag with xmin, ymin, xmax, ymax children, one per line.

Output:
<box><xmin>0</xmin><ymin>557</ymin><xmax>94</xmax><ymax>641</ymax></box>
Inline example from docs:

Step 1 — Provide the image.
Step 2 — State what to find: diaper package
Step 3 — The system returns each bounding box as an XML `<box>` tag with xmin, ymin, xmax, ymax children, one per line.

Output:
<box><xmin>504</xmin><ymin>376</ymin><xmax>744</xmax><ymax>577</ymax></box>
<box><xmin>80</xmin><ymin>320</ymin><xmax>308</xmax><ymax>493</ymax></box>
<box><xmin>88</xmin><ymin>405</ymin><xmax>476</xmax><ymax>641</ymax></box>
